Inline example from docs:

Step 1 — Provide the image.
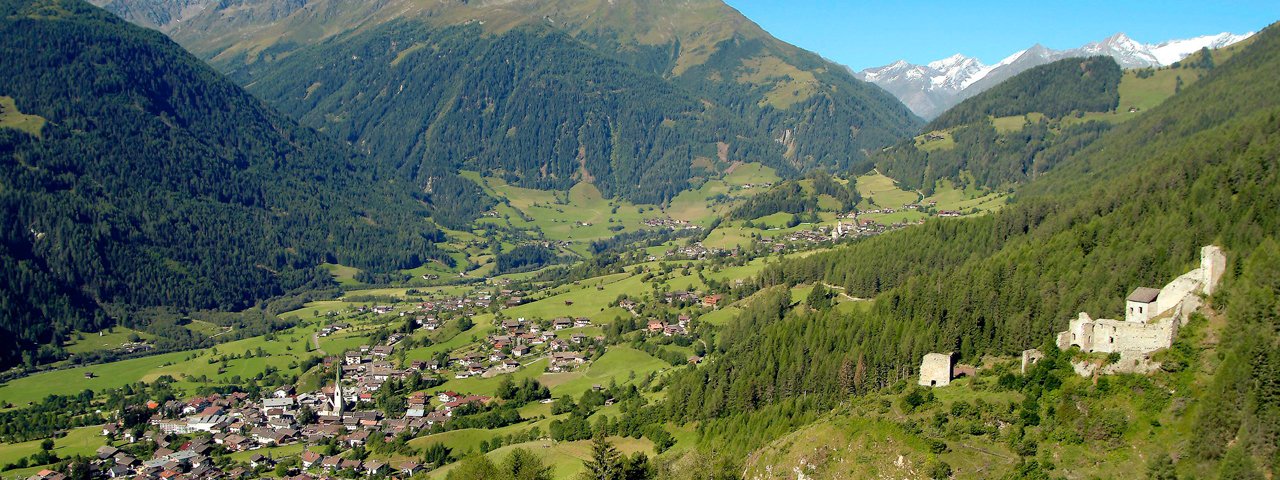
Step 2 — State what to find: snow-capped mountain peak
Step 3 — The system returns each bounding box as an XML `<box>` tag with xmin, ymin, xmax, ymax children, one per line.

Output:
<box><xmin>1075</xmin><ymin>32</ymin><xmax>1160</xmax><ymax>68</ymax></box>
<box><xmin>926</xmin><ymin>54</ymin><xmax>986</xmax><ymax>90</ymax></box>
<box><xmin>1151</xmin><ymin>31</ymin><xmax>1254</xmax><ymax>65</ymax></box>
<box><xmin>927</xmin><ymin>53</ymin><xmax>979</xmax><ymax>71</ymax></box>
<box><xmin>856</xmin><ymin>30</ymin><xmax>1254</xmax><ymax>119</ymax></box>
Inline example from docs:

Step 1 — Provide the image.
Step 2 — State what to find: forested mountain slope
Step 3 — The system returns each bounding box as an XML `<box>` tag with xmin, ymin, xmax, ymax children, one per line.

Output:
<box><xmin>654</xmin><ymin>21</ymin><xmax>1280</xmax><ymax>475</ymax></box>
<box><xmin>242</xmin><ymin>21</ymin><xmax>782</xmax><ymax>206</ymax></box>
<box><xmin>0</xmin><ymin>0</ymin><xmax>446</xmax><ymax>369</ymax></box>
<box><xmin>925</xmin><ymin>56</ymin><xmax>1122</xmax><ymax>131</ymax></box>
<box><xmin>93</xmin><ymin>0</ymin><xmax>920</xmax><ymax>210</ymax></box>
<box><xmin>868</xmin><ymin>57</ymin><xmax>1122</xmax><ymax>193</ymax></box>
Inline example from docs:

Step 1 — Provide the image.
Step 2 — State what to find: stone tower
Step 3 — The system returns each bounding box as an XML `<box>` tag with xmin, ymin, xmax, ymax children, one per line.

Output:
<box><xmin>1201</xmin><ymin>245</ymin><xmax>1226</xmax><ymax>296</ymax></box>
<box><xmin>918</xmin><ymin>352</ymin><xmax>954</xmax><ymax>387</ymax></box>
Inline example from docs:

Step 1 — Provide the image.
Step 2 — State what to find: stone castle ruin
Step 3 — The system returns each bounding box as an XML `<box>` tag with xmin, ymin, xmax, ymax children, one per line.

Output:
<box><xmin>918</xmin><ymin>352</ymin><xmax>954</xmax><ymax>387</ymax></box>
<box><xmin>917</xmin><ymin>246</ymin><xmax>1224</xmax><ymax>386</ymax></box>
<box><xmin>1055</xmin><ymin>245</ymin><xmax>1225</xmax><ymax>375</ymax></box>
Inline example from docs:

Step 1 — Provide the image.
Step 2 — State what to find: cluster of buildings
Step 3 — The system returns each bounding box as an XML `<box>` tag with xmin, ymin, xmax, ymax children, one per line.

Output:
<box><xmin>548</xmin><ymin>352</ymin><xmax>588</xmax><ymax>373</ymax></box>
<box><xmin>93</xmin><ymin>350</ymin><xmax>496</xmax><ymax>479</ymax></box>
<box><xmin>662</xmin><ymin>242</ymin><xmax>723</xmax><ymax>259</ymax></box>
<box><xmin>642</xmin><ymin>217</ymin><xmax>699</xmax><ymax>230</ymax></box>
<box><xmin>414</xmin><ymin>292</ymin><xmax>495</xmax><ymax>313</ymax></box>
<box><xmin>762</xmin><ymin>219</ymin><xmax>902</xmax><ymax>252</ymax></box>
<box><xmin>645</xmin><ymin>315</ymin><xmax>691</xmax><ymax>337</ymax></box>
<box><xmin>76</xmin><ymin>436</ymin><xmax>232</xmax><ymax>479</ymax></box>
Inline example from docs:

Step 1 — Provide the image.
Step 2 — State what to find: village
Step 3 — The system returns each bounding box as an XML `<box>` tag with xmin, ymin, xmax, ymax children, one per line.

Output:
<box><xmin>6</xmin><ymin>162</ymin><xmax>1007</xmax><ymax>480</ymax></box>
<box><xmin>22</xmin><ymin>267</ymin><xmax>728</xmax><ymax>480</ymax></box>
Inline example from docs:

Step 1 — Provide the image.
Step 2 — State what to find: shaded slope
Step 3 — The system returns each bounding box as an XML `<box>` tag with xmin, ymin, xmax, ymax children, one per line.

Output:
<box><xmin>244</xmin><ymin>21</ymin><xmax>782</xmax><ymax>204</ymax></box>
<box><xmin>98</xmin><ymin>0</ymin><xmax>921</xmax><ymax>204</ymax></box>
<box><xmin>0</xmin><ymin>0</ymin><xmax>446</xmax><ymax>368</ymax></box>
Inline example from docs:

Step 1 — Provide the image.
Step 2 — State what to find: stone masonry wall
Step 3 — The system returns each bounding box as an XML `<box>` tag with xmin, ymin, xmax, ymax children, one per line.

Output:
<box><xmin>918</xmin><ymin>353</ymin><xmax>953</xmax><ymax>387</ymax></box>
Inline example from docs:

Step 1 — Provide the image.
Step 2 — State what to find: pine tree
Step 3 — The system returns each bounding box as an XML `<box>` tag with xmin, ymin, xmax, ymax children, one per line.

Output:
<box><xmin>579</xmin><ymin>433</ymin><xmax>623</xmax><ymax>480</ymax></box>
<box><xmin>421</xmin><ymin>442</ymin><xmax>452</xmax><ymax>468</ymax></box>
<box><xmin>807</xmin><ymin>284</ymin><xmax>831</xmax><ymax>310</ymax></box>
<box><xmin>446</xmin><ymin>454</ymin><xmax>499</xmax><ymax>480</ymax></box>
<box><xmin>1217</xmin><ymin>446</ymin><xmax>1264</xmax><ymax>480</ymax></box>
<box><xmin>503</xmin><ymin>448</ymin><xmax>552</xmax><ymax>480</ymax></box>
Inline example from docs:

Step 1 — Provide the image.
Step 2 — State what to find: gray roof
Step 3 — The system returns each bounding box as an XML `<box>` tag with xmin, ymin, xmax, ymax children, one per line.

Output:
<box><xmin>262</xmin><ymin>398</ymin><xmax>295</xmax><ymax>408</ymax></box>
<box><xmin>1127</xmin><ymin>287</ymin><xmax>1161</xmax><ymax>303</ymax></box>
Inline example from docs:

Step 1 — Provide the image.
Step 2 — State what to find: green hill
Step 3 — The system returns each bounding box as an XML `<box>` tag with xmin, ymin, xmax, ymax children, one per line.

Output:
<box><xmin>872</xmin><ymin>52</ymin><xmax>1228</xmax><ymax>193</ymax></box>
<box><xmin>871</xmin><ymin>57</ymin><xmax>1125</xmax><ymax>193</ymax></box>
<box><xmin>927</xmin><ymin>56</ymin><xmax>1123</xmax><ymax>131</ymax></box>
<box><xmin>0</xmin><ymin>0</ymin><xmax>448</xmax><ymax>369</ymax></box>
<box><xmin>653</xmin><ymin>21</ymin><xmax>1280</xmax><ymax>476</ymax></box>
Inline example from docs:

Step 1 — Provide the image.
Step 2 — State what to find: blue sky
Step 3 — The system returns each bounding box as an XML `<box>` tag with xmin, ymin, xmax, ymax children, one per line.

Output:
<box><xmin>724</xmin><ymin>1</ymin><xmax>1280</xmax><ymax>70</ymax></box>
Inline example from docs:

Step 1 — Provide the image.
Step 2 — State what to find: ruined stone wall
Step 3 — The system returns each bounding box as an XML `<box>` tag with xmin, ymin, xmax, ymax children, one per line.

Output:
<box><xmin>1155</xmin><ymin>271</ymin><xmax>1203</xmax><ymax>317</ymax></box>
<box><xmin>1202</xmin><ymin>245</ymin><xmax>1226</xmax><ymax>295</ymax></box>
<box><xmin>1059</xmin><ymin>316</ymin><xmax>1176</xmax><ymax>355</ymax></box>
<box><xmin>1021</xmin><ymin>349</ymin><xmax>1044</xmax><ymax>374</ymax></box>
<box><xmin>1058</xmin><ymin>313</ymin><xmax>1096</xmax><ymax>351</ymax></box>
<box><xmin>1092</xmin><ymin>318</ymin><xmax>1177</xmax><ymax>354</ymax></box>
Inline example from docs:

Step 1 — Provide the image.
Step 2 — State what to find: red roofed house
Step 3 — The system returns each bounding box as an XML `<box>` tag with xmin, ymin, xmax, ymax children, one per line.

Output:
<box><xmin>301</xmin><ymin>450</ymin><xmax>322</xmax><ymax>468</ymax></box>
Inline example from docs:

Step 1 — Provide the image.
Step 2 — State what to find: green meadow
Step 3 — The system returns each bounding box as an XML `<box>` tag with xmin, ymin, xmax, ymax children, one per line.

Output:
<box><xmin>0</xmin><ymin>96</ymin><xmax>45</xmax><ymax>137</ymax></box>
<box><xmin>320</xmin><ymin>263</ymin><xmax>364</xmax><ymax>287</ymax></box>
<box><xmin>0</xmin><ymin>325</ymin><xmax>323</xmax><ymax>406</ymax></box>
<box><xmin>0</xmin><ymin>426</ymin><xmax>100</xmax><ymax>467</ymax></box>
<box><xmin>535</xmin><ymin>346</ymin><xmax>671</xmax><ymax>399</ymax></box>
<box><xmin>856</xmin><ymin>172</ymin><xmax>920</xmax><ymax>209</ymax></box>
<box><xmin>63</xmin><ymin>328</ymin><xmax>151</xmax><ymax>355</ymax></box>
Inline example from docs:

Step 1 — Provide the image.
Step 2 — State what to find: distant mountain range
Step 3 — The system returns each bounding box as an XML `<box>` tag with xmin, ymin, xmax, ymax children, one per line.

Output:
<box><xmin>856</xmin><ymin>31</ymin><xmax>1253</xmax><ymax>119</ymax></box>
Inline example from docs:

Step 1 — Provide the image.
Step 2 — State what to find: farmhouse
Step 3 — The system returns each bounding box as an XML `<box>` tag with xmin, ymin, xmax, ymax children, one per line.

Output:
<box><xmin>549</xmin><ymin>352</ymin><xmax>586</xmax><ymax>372</ymax></box>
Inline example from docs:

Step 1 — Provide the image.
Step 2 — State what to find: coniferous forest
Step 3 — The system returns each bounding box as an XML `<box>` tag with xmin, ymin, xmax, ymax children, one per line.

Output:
<box><xmin>870</xmin><ymin>57</ymin><xmax>1125</xmax><ymax>193</ymax></box>
<box><xmin>245</xmin><ymin>22</ymin><xmax>777</xmax><ymax>209</ymax></box>
<box><xmin>0</xmin><ymin>0</ymin><xmax>447</xmax><ymax>369</ymax></box>
<box><xmin>659</xmin><ymin>24</ymin><xmax>1280</xmax><ymax>466</ymax></box>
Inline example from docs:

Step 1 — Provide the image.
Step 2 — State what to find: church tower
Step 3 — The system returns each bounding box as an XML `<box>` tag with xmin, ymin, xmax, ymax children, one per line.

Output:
<box><xmin>333</xmin><ymin>366</ymin><xmax>344</xmax><ymax>417</ymax></box>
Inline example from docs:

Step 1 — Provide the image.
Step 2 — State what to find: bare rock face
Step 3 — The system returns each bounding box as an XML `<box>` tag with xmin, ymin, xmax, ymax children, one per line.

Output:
<box><xmin>89</xmin><ymin>0</ymin><xmax>216</xmax><ymax>31</ymax></box>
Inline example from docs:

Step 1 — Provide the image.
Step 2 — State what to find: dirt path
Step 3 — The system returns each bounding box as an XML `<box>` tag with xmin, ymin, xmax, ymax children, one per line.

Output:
<box><xmin>820</xmin><ymin>282</ymin><xmax>867</xmax><ymax>302</ymax></box>
<box><xmin>310</xmin><ymin>332</ymin><xmax>325</xmax><ymax>355</ymax></box>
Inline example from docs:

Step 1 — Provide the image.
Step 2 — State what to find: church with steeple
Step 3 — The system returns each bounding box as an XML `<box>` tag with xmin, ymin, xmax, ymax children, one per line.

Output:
<box><xmin>326</xmin><ymin>367</ymin><xmax>345</xmax><ymax>417</ymax></box>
